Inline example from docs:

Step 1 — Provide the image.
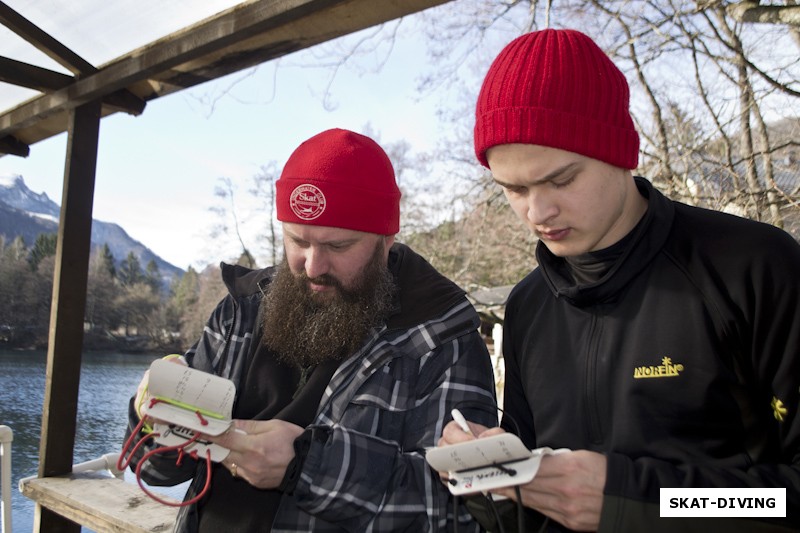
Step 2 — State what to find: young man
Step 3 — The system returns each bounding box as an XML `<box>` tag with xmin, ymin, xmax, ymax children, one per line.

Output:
<box><xmin>436</xmin><ymin>29</ymin><xmax>800</xmax><ymax>532</ymax></box>
<box><xmin>125</xmin><ymin>128</ymin><xmax>497</xmax><ymax>532</ymax></box>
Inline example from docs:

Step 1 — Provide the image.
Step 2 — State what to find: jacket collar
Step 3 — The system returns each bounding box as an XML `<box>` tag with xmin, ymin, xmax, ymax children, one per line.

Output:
<box><xmin>385</xmin><ymin>242</ymin><xmax>466</xmax><ymax>330</ymax></box>
<box><xmin>536</xmin><ymin>176</ymin><xmax>675</xmax><ymax>306</ymax></box>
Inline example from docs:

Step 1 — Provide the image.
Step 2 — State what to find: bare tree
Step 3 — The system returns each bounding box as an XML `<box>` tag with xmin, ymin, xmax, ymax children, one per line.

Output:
<box><xmin>579</xmin><ymin>1</ymin><xmax>800</xmax><ymax>233</ymax></box>
<box><xmin>412</xmin><ymin>0</ymin><xmax>800</xmax><ymax>261</ymax></box>
<box><xmin>209</xmin><ymin>177</ymin><xmax>256</xmax><ymax>268</ymax></box>
<box><xmin>183</xmin><ymin>265</ymin><xmax>227</xmax><ymax>346</ymax></box>
<box><xmin>196</xmin><ymin>0</ymin><xmax>800</xmax><ymax>289</ymax></box>
<box><xmin>250</xmin><ymin>162</ymin><xmax>282</xmax><ymax>267</ymax></box>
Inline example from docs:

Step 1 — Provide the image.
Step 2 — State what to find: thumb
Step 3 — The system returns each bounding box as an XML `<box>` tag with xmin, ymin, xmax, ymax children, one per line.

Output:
<box><xmin>231</xmin><ymin>419</ymin><xmax>267</xmax><ymax>435</ymax></box>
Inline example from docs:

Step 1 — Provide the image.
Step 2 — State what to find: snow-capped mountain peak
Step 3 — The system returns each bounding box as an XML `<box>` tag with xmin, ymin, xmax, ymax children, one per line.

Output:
<box><xmin>0</xmin><ymin>174</ymin><xmax>183</xmax><ymax>277</ymax></box>
<box><xmin>0</xmin><ymin>173</ymin><xmax>60</xmax><ymax>218</ymax></box>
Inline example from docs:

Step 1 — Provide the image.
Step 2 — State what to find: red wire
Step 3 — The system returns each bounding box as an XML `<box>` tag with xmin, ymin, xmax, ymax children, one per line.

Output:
<box><xmin>117</xmin><ymin>414</ymin><xmax>158</xmax><ymax>472</ymax></box>
<box><xmin>195</xmin><ymin>410</ymin><xmax>209</xmax><ymax>426</ymax></box>
<box><xmin>119</xmin><ymin>400</ymin><xmax>216</xmax><ymax>507</ymax></box>
<box><xmin>135</xmin><ymin>441</ymin><xmax>213</xmax><ymax>507</ymax></box>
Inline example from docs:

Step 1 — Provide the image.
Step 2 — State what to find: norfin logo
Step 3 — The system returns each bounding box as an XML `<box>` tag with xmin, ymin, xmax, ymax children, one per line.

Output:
<box><xmin>633</xmin><ymin>356</ymin><xmax>684</xmax><ymax>379</ymax></box>
<box><xmin>771</xmin><ymin>396</ymin><xmax>787</xmax><ymax>422</ymax></box>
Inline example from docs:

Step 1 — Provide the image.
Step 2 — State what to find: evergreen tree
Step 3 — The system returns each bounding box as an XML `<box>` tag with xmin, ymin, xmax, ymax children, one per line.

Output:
<box><xmin>4</xmin><ymin>236</ymin><xmax>27</xmax><ymax>261</ymax></box>
<box><xmin>165</xmin><ymin>266</ymin><xmax>200</xmax><ymax>346</ymax></box>
<box><xmin>0</xmin><ymin>237</ymin><xmax>37</xmax><ymax>345</ymax></box>
<box><xmin>171</xmin><ymin>266</ymin><xmax>200</xmax><ymax>311</ymax></box>
<box><xmin>99</xmin><ymin>243</ymin><xmax>116</xmax><ymax>279</ymax></box>
<box><xmin>85</xmin><ymin>247</ymin><xmax>121</xmax><ymax>334</ymax></box>
<box><xmin>118</xmin><ymin>251</ymin><xmax>143</xmax><ymax>286</ymax></box>
<box><xmin>145</xmin><ymin>259</ymin><xmax>162</xmax><ymax>291</ymax></box>
<box><xmin>28</xmin><ymin>233</ymin><xmax>58</xmax><ymax>271</ymax></box>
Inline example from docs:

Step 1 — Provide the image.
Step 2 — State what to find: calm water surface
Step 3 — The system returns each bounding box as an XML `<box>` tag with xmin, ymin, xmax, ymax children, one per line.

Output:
<box><xmin>0</xmin><ymin>349</ymin><xmax>188</xmax><ymax>532</ymax></box>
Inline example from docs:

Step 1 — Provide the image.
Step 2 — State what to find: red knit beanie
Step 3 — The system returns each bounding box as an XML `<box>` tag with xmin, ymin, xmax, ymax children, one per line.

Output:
<box><xmin>276</xmin><ymin>128</ymin><xmax>401</xmax><ymax>235</ymax></box>
<box><xmin>474</xmin><ymin>29</ymin><xmax>639</xmax><ymax>170</ymax></box>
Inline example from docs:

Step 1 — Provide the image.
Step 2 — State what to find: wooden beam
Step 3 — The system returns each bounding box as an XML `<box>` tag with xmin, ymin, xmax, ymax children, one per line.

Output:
<box><xmin>0</xmin><ymin>55</ymin><xmax>73</xmax><ymax>91</ymax></box>
<box><xmin>0</xmin><ymin>3</ymin><xmax>146</xmax><ymax>120</ymax></box>
<box><xmin>0</xmin><ymin>0</ymin><xmax>95</xmax><ymax>75</ymax></box>
<box><xmin>36</xmin><ymin>99</ymin><xmax>101</xmax><ymax>532</ymax></box>
<box><xmin>0</xmin><ymin>56</ymin><xmax>145</xmax><ymax>117</ymax></box>
<box><xmin>0</xmin><ymin>134</ymin><xmax>30</xmax><ymax>156</ymax></box>
<box><xmin>0</xmin><ymin>0</ymin><xmax>451</xmax><ymax>143</ymax></box>
<box><xmin>0</xmin><ymin>0</ymin><xmax>342</xmax><ymax>136</ymax></box>
<box><xmin>728</xmin><ymin>1</ymin><xmax>800</xmax><ymax>25</ymax></box>
<box><xmin>102</xmin><ymin>90</ymin><xmax>147</xmax><ymax>116</ymax></box>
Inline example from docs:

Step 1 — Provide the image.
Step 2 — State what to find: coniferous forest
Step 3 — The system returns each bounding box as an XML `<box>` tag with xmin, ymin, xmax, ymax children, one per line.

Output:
<box><xmin>0</xmin><ymin>234</ymin><xmax>227</xmax><ymax>353</ymax></box>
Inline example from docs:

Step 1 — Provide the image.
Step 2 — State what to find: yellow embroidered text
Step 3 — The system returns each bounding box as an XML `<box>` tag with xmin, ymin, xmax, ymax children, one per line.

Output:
<box><xmin>633</xmin><ymin>356</ymin><xmax>684</xmax><ymax>379</ymax></box>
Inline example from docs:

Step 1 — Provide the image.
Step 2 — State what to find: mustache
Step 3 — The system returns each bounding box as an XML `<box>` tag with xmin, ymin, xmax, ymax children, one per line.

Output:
<box><xmin>300</xmin><ymin>273</ymin><xmax>342</xmax><ymax>289</ymax></box>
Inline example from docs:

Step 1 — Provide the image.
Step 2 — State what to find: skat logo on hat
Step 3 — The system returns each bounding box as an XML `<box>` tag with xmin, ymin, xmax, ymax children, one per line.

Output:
<box><xmin>289</xmin><ymin>184</ymin><xmax>326</xmax><ymax>220</ymax></box>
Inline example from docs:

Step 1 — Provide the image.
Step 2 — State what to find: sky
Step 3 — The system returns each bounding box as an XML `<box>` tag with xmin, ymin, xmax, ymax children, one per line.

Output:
<box><xmin>0</xmin><ymin>10</ymin><xmax>473</xmax><ymax>271</ymax></box>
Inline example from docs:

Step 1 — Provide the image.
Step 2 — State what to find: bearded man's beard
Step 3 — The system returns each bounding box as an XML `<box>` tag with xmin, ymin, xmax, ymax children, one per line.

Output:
<box><xmin>260</xmin><ymin>242</ymin><xmax>397</xmax><ymax>368</ymax></box>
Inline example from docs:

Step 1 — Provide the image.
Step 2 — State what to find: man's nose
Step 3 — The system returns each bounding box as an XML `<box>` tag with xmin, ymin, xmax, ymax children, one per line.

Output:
<box><xmin>304</xmin><ymin>247</ymin><xmax>329</xmax><ymax>279</ymax></box>
<box><xmin>527</xmin><ymin>190</ymin><xmax>558</xmax><ymax>225</ymax></box>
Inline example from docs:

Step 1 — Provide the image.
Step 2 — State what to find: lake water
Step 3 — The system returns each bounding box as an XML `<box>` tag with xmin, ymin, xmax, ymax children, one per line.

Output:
<box><xmin>0</xmin><ymin>349</ymin><xmax>188</xmax><ymax>532</ymax></box>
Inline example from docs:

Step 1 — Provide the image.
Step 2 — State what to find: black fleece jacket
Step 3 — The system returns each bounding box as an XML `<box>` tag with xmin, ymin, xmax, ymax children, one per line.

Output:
<box><xmin>501</xmin><ymin>177</ymin><xmax>800</xmax><ymax>532</ymax></box>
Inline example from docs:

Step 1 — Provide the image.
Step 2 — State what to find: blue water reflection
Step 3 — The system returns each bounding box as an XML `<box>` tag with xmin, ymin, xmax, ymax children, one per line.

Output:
<box><xmin>0</xmin><ymin>350</ymin><xmax>188</xmax><ymax>532</ymax></box>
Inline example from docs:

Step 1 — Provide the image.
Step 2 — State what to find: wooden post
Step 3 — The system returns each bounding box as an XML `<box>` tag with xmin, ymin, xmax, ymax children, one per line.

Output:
<box><xmin>35</xmin><ymin>99</ymin><xmax>101</xmax><ymax>533</ymax></box>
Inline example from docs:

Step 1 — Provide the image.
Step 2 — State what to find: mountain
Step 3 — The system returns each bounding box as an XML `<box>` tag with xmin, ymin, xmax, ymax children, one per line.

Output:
<box><xmin>0</xmin><ymin>174</ymin><xmax>184</xmax><ymax>280</ymax></box>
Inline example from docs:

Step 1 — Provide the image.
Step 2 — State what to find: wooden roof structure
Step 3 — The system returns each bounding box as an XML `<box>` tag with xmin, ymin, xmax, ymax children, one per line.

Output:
<box><xmin>0</xmin><ymin>1</ymin><xmax>449</xmax><ymax>530</ymax></box>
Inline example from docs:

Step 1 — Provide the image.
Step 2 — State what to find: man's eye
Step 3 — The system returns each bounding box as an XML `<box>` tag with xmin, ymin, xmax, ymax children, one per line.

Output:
<box><xmin>553</xmin><ymin>177</ymin><xmax>575</xmax><ymax>189</ymax></box>
<box><xmin>505</xmin><ymin>186</ymin><xmax>526</xmax><ymax>195</ymax></box>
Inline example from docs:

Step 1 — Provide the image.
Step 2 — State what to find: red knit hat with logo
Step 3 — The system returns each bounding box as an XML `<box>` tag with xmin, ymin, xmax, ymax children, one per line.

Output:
<box><xmin>276</xmin><ymin>128</ymin><xmax>401</xmax><ymax>235</ymax></box>
<box><xmin>474</xmin><ymin>29</ymin><xmax>639</xmax><ymax>170</ymax></box>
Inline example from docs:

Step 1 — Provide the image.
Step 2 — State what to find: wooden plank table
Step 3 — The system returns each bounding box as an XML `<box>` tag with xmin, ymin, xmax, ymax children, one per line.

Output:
<box><xmin>20</xmin><ymin>471</ymin><xmax>178</xmax><ymax>533</ymax></box>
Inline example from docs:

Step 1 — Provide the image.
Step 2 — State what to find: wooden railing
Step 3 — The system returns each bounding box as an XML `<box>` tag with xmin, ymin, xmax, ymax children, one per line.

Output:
<box><xmin>1</xmin><ymin>425</ymin><xmax>12</xmax><ymax>533</ymax></box>
<box><xmin>17</xmin><ymin>452</ymin><xmax>178</xmax><ymax>533</ymax></box>
<box><xmin>21</xmin><ymin>474</ymin><xmax>178</xmax><ymax>532</ymax></box>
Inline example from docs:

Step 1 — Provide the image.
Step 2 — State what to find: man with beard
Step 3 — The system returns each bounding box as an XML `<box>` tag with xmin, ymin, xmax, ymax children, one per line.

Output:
<box><xmin>124</xmin><ymin>128</ymin><xmax>498</xmax><ymax>532</ymax></box>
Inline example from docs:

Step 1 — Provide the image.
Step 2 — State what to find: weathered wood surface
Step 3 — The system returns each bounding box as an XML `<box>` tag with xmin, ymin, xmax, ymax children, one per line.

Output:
<box><xmin>21</xmin><ymin>472</ymin><xmax>179</xmax><ymax>533</ymax></box>
<box><xmin>0</xmin><ymin>0</ymin><xmax>452</xmax><ymax>150</ymax></box>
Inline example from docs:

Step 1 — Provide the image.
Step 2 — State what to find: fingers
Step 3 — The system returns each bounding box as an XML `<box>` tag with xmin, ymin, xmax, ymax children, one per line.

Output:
<box><xmin>211</xmin><ymin>421</ymin><xmax>303</xmax><ymax>490</ymax></box>
<box><xmin>206</xmin><ymin>424</ymin><xmax>248</xmax><ymax>452</ymax></box>
<box><xmin>205</xmin><ymin>419</ymin><xmax>282</xmax><ymax>452</ymax></box>
<box><xmin>489</xmin><ymin>451</ymin><xmax>606</xmax><ymax>532</ymax></box>
<box><xmin>205</xmin><ymin>420</ymin><xmax>301</xmax><ymax>460</ymax></box>
<box><xmin>231</xmin><ymin>419</ymin><xmax>269</xmax><ymax>435</ymax></box>
<box><xmin>222</xmin><ymin>454</ymin><xmax>246</xmax><ymax>482</ymax></box>
<box><xmin>477</xmin><ymin>425</ymin><xmax>506</xmax><ymax>438</ymax></box>
<box><xmin>134</xmin><ymin>370</ymin><xmax>151</xmax><ymax>419</ymax></box>
<box><xmin>441</xmin><ymin>421</ymin><xmax>478</xmax><ymax>445</ymax></box>
<box><xmin>440</xmin><ymin>421</ymin><xmax>504</xmax><ymax>446</ymax></box>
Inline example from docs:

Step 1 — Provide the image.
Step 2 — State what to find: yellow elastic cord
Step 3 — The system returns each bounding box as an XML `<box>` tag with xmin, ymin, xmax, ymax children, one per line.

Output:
<box><xmin>136</xmin><ymin>354</ymin><xmax>185</xmax><ymax>433</ymax></box>
<box><xmin>151</xmin><ymin>396</ymin><xmax>226</xmax><ymax>421</ymax></box>
<box><xmin>136</xmin><ymin>384</ymin><xmax>154</xmax><ymax>434</ymax></box>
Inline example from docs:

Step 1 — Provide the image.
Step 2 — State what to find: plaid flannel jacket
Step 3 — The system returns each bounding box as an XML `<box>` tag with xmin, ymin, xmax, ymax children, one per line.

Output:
<box><xmin>127</xmin><ymin>245</ymin><xmax>497</xmax><ymax>532</ymax></box>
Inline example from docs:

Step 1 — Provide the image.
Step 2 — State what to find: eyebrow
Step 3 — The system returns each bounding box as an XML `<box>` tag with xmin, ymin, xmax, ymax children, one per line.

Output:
<box><xmin>493</xmin><ymin>161</ymin><xmax>584</xmax><ymax>188</ymax></box>
<box><xmin>285</xmin><ymin>231</ymin><xmax>358</xmax><ymax>247</ymax></box>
